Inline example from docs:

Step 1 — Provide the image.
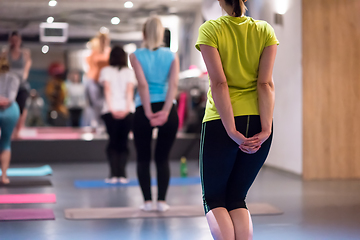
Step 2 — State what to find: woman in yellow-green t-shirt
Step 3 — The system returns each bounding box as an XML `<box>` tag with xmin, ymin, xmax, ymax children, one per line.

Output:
<box><xmin>196</xmin><ymin>0</ymin><xmax>279</xmax><ymax>239</ymax></box>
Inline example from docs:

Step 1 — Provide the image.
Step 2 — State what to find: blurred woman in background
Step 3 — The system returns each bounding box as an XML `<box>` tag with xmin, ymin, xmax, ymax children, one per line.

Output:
<box><xmin>45</xmin><ymin>62</ymin><xmax>68</xmax><ymax>126</ymax></box>
<box><xmin>100</xmin><ymin>46</ymin><xmax>135</xmax><ymax>184</ymax></box>
<box><xmin>130</xmin><ymin>16</ymin><xmax>179</xmax><ymax>212</ymax></box>
<box><xmin>0</xmin><ymin>57</ymin><xmax>20</xmax><ymax>184</ymax></box>
<box><xmin>86</xmin><ymin>33</ymin><xmax>111</xmax><ymax>128</ymax></box>
<box><xmin>1</xmin><ymin>31</ymin><xmax>32</xmax><ymax>139</ymax></box>
<box><xmin>66</xmin><ymin>71</ymin><xmax>86</xmax><ymax>127</ymax></box>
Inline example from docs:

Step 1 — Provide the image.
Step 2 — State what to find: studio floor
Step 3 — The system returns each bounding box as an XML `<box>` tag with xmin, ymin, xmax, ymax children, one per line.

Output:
<box><xmin>1</xmin><ymin>161</ymin><xmax>360</xmax><ymax>240</ymax></box>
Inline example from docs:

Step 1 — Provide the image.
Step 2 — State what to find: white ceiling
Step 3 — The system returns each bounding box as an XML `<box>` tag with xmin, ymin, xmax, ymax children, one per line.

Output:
<box><xmin>0</xmin><ymin>0</ymin><xmax>202</xmax><ymax>39</ymax></box>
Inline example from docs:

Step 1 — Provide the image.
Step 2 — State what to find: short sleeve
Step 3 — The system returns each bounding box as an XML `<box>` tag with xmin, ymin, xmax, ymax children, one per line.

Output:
<box><xmin>99</xmin><ymin>67</ymin><xmax>110</xmax><ymax>85</ymax></box>
<box><xmin>8</xmin><ymin>74</ymin><xmax>20</xmax><ymax>102</ymax></box>
<box><xmin>126</xmin><ymin>68</ymin><xmax>137</xmax><ymax>86</ymax></box>
<box><xmin>195</xmin><ymin>21</ymin><xmax>218</xmax><ymax>51</ymax></box>
<box><xmin>264</xmin><ymin>23</ymin><xmax>279</xmax><ymax>47</ymax></box>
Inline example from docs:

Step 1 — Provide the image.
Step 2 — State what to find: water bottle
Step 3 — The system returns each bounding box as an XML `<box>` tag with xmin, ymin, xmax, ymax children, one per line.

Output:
<box><xmin>180</xmin><ymin>156</ymin><xmax>188</xmax><ymax>178</ymax></box>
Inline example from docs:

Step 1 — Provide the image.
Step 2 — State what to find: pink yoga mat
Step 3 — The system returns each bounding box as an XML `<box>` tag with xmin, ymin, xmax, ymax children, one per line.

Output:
<box><xmin>0</xmin><ymin>194</ymin><xmax>56</xmax><ymax>204</ymax></box>
<box><xmin>0</xmin><ymin>209</ymin><xmax>55</xmax><ymax>221</ymax></box>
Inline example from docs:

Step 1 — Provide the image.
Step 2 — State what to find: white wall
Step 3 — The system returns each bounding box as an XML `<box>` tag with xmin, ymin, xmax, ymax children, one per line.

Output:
<box><xmin>248</xmin><ymin>0</ymin><xmax>303</xmax><ymax>175</ymax></box>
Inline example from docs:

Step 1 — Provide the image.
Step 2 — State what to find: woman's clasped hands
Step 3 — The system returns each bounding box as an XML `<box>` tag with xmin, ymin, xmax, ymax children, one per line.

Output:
<box><xmin>228</xmin><ymin>130</ymin><xmax>271</xmax><ymax>154</ymax></box>
<box><xmin>146</xmin><ymin>110</ymin><xmax>169</xmax><ymax>127</ymax></box>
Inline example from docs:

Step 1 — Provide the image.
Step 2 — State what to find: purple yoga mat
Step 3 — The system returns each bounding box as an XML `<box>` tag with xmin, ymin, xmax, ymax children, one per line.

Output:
<box><xmin>0</xmin><ymin>208</ymin><xmax>55</xmax><ymax>221</ymax></box>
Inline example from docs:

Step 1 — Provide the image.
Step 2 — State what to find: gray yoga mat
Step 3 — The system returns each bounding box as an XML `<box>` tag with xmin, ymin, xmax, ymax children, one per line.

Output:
<box><xmin>0</xmin><ymin>179</ymin><xmax>52</xmax><ymax>188</ymax></box>
<box><xmin>65</xmin><ymin>203</ymin><xmax>283</xmax><ymax>220</ymax></box>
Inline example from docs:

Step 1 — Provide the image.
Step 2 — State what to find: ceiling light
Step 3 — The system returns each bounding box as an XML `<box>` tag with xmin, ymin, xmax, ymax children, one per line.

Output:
<box><xmin>48</xmin><ymin>0</ymin><xmax>57</xmax><ymax>7</ymax></box>
<box><xmin>100</xmin><ymin>27</ymin><xmax>109</xmax><ymax>34</ymax></box>
<box><xmin>111</xmin><ymin>17</ymin><xmax>120</xmax><ymax>25</ymax></box>
<box><xmin>124</xmin><ymin>1</ymin><xmax>134</xmax><ymax>8</ymax></box>
<box><xmin>47</xmin><ymin>17</ymin><xmax>54</xmax><ymax>23</ymax></box>
<box><xmin>42</xmin><ymin>45</ymin><xmax>49</xmax><ymax>54</ymax></box>
<box><xmin>275</xmin><ymin>0</ymin><xmax>289</xmax><ymax>14</ymax></box>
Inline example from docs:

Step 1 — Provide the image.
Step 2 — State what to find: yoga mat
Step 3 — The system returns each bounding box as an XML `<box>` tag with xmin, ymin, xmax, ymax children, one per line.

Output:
<box><xmin>74</xmin><ymin>176</ymin><xmax>201</xmax><ymax>189</ymax></box>
<box><xmin>0</xmin><ymin>209</ymin><xmax>55</xmax><ymax>221</ymax></box>
<box><xmin>0</xmin><ymin>165</ymin><xmax>52</xmax><ymax>177</ymax></box>
<box><xmin>64</xmin><ymin>203</ymin><xmax>283</xmax><ymax>220</ymax></box>
<box><xmin>0</xmin><ymin>193</ymin><xmax>56</xmax><ymax>204</ymax></box>
<box><xmin>0</xmin><ymin>179</ymin><xmax>52</xmax><ymax>188</ymax></box>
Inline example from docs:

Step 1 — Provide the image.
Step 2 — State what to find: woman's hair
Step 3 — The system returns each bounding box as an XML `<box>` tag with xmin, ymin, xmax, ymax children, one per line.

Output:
<box><xmin>0</xmin><ymin>57</ymin><xmax>10</xmax><ymax>73</ymax></box>
<box><xmin>142</xmin><ymin>16</ymin><xmax>164</xmax><ymax>50</ymax></box>
<box><xmin>109</xmin><ymin>46</ymin><xmax>128</xmax><ymax>69</ymax></box>
<box><xmin>224</xmin><ymin>0</ymin><xmax>248</xmax><ymax>17</ymax></box>
<box><xmin>9</xmin><ymin>31</ymin><xmax>20</xmax><ymax>39</ymax></box>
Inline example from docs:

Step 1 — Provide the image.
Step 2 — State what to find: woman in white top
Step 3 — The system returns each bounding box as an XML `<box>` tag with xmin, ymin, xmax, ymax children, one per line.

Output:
<box><xmin>99</xmin><ymin>46</ymin><xmax>136</xmax><ymax>184</ymax></box>
<box><xmin>66</xmin><ymin>71</ymin><xmax>86</xmax><ymax>127</ymax></box>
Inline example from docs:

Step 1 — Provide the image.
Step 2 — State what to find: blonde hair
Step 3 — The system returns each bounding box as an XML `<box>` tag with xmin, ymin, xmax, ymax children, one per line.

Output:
<box><xmin>0</xmin><ymin>57</ymin><xmax>10</xmax><ymax>73</ymax></box>
<box><xmin>89</xmin><ymin>37</ymin><xmax>100</xmax><ymax>51</ymax></box>
<box><xmin>142</xmin><ymin>16</ymin><xmax>164</xmax><ymax>50</ymax></box>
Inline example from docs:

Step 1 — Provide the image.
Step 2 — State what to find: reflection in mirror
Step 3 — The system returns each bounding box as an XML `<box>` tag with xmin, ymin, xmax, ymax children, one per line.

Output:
<box><xmin>0</xmin><ymin>0</ymin><xmax>207</xmax><ymax>140</ymax></box>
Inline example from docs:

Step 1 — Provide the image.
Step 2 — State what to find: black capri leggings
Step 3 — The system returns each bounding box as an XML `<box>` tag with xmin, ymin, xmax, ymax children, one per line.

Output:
<box><xmin>199</xmin><ymin>115</ymin><xmax>273</xmax><ymax>214</ymax></box>
<box><xmin>133</xmin><ymin>102</ymin><xmax>179</xmax><ymax>201</ymax></box>
<box><xmin>16</xmin><ymin>88</ymin><xmax>30</xmax><ymax>115</ymax></box>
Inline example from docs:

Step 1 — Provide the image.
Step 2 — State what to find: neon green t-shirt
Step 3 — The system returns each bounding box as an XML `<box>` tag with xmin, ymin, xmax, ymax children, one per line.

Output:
<box><xmin>196</xmin><ymin>15</ymin><xmax>279</xmax><ymax>122</ymax></box>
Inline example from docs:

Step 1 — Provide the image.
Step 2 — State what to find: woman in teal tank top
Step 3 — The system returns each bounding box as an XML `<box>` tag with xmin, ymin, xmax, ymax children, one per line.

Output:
<box><xmin>130</xmin><ymin>16</ymin><xmax>180</xmax><ymax>212</ymax></box>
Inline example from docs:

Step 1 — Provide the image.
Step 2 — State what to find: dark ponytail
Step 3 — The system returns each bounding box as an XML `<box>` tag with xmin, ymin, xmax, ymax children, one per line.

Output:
<box><xmin>224</xmin><ymin>0</ymin><xmax>247</xmax><ymax>17</ymax></box>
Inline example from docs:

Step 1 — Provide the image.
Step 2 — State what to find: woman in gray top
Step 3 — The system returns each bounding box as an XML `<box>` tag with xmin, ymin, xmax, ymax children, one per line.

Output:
<box><xmin>0</xmin><ymin>57</ymin><xmax>20</xmax><ymax>184</ymax></box>
<box><xmin>1</xmin><ymin>31</ymin><xmax>32</xmax><ymax>138</ymax></box>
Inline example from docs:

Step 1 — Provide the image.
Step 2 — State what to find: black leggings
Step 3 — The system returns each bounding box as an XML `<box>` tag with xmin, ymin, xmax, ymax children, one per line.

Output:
<box><xmin>102</xmin><ymin>113</ymin><xmax>133</xmax><ymax>178</ymax></box>
<box><xmin>199</xmin><ymin>115</ymin><xmax>273</xmax><ymax>214</ymax></box>
<box><xmin>133</xmin><ymin>102</ymin><xmax>179</xmax><ymax>201</ymax></box>
<box><xmin>16</xmin><ymin>88</ymin><xmax>29</xmax><ymax>114</ymax></box>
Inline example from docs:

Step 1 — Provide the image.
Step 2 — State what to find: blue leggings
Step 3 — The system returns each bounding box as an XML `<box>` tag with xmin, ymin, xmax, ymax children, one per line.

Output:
<box><xmin>0</xmin><ymin>102</ymin><xmax>20</xmax><ymax>152</ymax></box>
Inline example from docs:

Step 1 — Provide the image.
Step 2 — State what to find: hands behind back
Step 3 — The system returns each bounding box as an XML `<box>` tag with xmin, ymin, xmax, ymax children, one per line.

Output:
<box><xmin>0</xmin><ymin>96</ymin><xmax>10</xmax><ymax>108</ymax></box>
<box><xmin>228</xmin><ymin>128</ymin><xmax>271</xmax><ymax>154</ymax></box>
<box><xmin>238</xmin><ymin>130</ymin><xmax>271</xmax><ymax>154</ymax></box>
<box><xmin>149</xmin><ymin>110</ymin><xmax>169</xmax><ymax>127</ymax></box>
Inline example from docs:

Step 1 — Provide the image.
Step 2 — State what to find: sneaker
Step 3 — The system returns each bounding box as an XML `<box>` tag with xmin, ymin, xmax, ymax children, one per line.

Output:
<box><xmin>140</xmin><ymin>202</ymin><xmax>153</xmax><ymax>212</ymax></box>
<box><xmin>157</xmin><ymin>202</ymin><xmax>170</xmax><ymax>212</ymax></box>
<box><xmin>104</xmin><ymin>177</ymin><xmax>118</xmax><ymax>184</ymax></box>
<box><xmin>118</xmin><ymin>177</ymin><xmax>129</xmax><ymax>184</ymax></box>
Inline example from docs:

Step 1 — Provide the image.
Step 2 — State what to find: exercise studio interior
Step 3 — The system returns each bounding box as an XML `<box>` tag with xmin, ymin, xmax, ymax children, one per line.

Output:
<box><xmin>0</xmin><ymin>0</ymin><xmax>359</xmax><ymax>239</ymax></box>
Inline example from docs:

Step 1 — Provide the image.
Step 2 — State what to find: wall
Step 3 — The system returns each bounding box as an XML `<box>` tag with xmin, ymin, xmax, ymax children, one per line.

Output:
<box><xmin>302</xmin><ymin>0</ymin><xmax>360</xmax><ymax>179</ymax></box>
<box><xmin>247</xmin><ymin>0</ymin><xmax>303</xmax><ymax>175</ymax></box>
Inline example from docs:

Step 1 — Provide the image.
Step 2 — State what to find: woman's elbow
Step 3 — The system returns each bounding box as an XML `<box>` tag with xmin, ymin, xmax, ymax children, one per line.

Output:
<box><xmin>258</xmin><ymin>81</ymin><xmax>275</xmax><ymax>91</ymax></box>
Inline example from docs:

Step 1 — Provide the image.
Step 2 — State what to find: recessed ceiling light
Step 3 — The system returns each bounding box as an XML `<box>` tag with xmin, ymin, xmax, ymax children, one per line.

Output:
<box><xmin>124</xmin><ymin>1</ymin><xmax>134</xmax><ymax>8</ymax></box>
<box><xmin>47</xmin><ymin>17</ymin><xmax>54</xmax><ymax>23</ymax></box>
<box><xmin>48</xmin><ymin>0</ymin><xmax>57</xmax><ymax>7</ymax></box>
<box><xmin>111</xmin><ymin>17</ymin><xmax>121</xmax><ymax>25</ymax></box>
<box><xmin>100</xmin><ymin>27</ymin><xmax>109</xmax><ymax>34</ymax></box>
<box><xmin>42</xmin><ymin>45</ymin><xmax>49</xmax><ymax>54</ymax></box>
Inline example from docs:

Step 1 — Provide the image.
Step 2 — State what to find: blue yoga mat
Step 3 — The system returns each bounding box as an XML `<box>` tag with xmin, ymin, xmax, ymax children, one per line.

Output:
<box><xmin>74</xmin><ymin>176</ymin><xmax>201</xmax><ymax>189</ymax></box>
<box><xmin>0</xmin><ymin>165</ymin><xmax>53</xmax><ymax>177</ymax></box>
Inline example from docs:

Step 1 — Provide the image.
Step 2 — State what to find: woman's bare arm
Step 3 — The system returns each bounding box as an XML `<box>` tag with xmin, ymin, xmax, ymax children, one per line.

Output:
<box><xmin>199</xmin><ymin>44</ymin><xmax>250</xmax><ymax>146</ymax></box>
<box><xmin>257</xmin><ymin>45</ymin><xmax>277</xmax><ymax>136</ymax></box>
<box><xmin>129</xmin><ymin>53</ymin><xmax>153</xmax><ymax>119</ymax></box>
<box><xmin>126</xmin><ymin>81</ymin><xmax>134</xmax><ymax>113</ymax></box>
<box><xmin>22</xmin><ymin>49</ymin><xmax>32</xmax><ymax>81</ymax></box>
<box><xmin>162</xmin><ymin>54</ymin><xmax>179</xmax><ymax>113</ymax></box>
